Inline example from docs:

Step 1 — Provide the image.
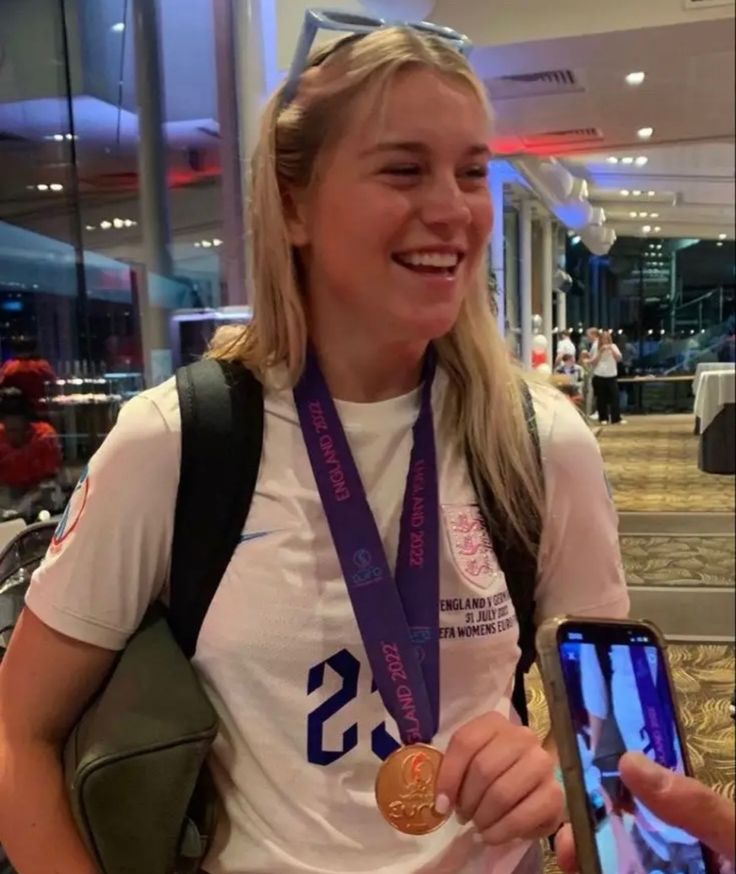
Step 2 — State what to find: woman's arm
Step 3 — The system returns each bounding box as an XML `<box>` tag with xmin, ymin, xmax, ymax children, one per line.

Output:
<box><xmin>611</xmin><ymin>345</ymin><xmax>623</xmax><ymax>363</ymax></box>
<box><xmin>0</xmin><ymin>609</ymin><xmax>117</xmax><ymax>873</ymax></box>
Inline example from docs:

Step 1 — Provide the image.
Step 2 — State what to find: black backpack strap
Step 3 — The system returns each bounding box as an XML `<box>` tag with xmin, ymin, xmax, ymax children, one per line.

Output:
<box><xmin>468</xmin><ymin>381</ymin><xmax>543</xmax><ymax>725</ymax></box>
<box><xmin>169</xmin><ymin>358</ymin><xmax>264</xmax><ymax>658</ymax></box>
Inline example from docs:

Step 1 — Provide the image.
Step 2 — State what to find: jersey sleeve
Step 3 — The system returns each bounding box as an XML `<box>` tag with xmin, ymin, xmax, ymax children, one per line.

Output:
<box><xmin>25</xmin><ymin>389</ymin><xmax>180</xmax><ymax>650</ymax></box>
<box><xmin>533</xmin><ymin>390</ymin><xmax>629</xmax><ymax>623</ymax></box>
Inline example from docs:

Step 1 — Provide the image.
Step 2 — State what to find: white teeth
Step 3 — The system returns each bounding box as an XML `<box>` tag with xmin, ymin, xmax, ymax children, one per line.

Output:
<box><xmin>398</xmin><ymin>252</ymin><xmax>459</xmax><ymax>269</ymax></box>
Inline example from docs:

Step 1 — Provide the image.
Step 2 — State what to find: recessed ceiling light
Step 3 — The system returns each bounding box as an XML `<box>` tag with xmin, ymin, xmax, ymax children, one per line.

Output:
<box><xmin>111</xmin><ymin>22</ymin><xmax>125</xmax><ymax>32</ymax></box>
<box><xmin>642</xmin><ymin>225</ymin><xmax>652</xmax><ymax>233</ymax></box>
<box><xmin>571</xmin><ymin>235</ymin><xmax>581</xmax><ymax>245</ymax></box>
<box><xmin>633</xmin><ymin>190</ymin><xmax>642</xmax><ymax>196</ymax></box>
<box><xmin>213</xmin><ymin>238</ymin><xmax>223</xmax><ymax>246</ymax></box>
<box><xmin>635</xmin><ymin>156</ymin><xmax>649</xmax><ymax>166</ymax></box>
<box><xmin>607</xmin><ymin>157</ymin><xmax>619</xmax><ymax>164</ymax></box>
<box><xmin>85</xmin><ymin>225</ymin><xmax>95</xmax><ymax>231</ymax></box>
<box><xmin>620</xmin><ymin>189</ymin><xmax>630</xmax><ymax>196</ymax></box>
<box><xmin>648</xmin><ymin>190</ymin><xmax>656</xmax><ymax>197</ymax></box>
<box><xmin>650</xmin><ymin>213</ymin><xmax>659</xmax><ymax>218</ymax></box>
<box><xmin>626</xmin><ymin>71</ymin><xmax>646</xmax><ymax>86</ymax></box>
<box><xmin>718</xmin><ymin>233</ymin><xmax>727</xmax><ymax>240</ymax></box>
<box><xmin>100</xmin><ymin>220</ymin><xmax>112</xmax><ymax>229</ymax></box>
<box><xmin>194</xmin><ymin>242</ymin><xmax>201</xmax><ymax>247</ymax></box>
<box><xmin>113</xmin><ymin>218</ymin><xmax>124</xmax><ymax>228</ymax></box>
<box><xmin>717</xmin><ymin>242</ymin><xmax>724</xmax><ymax>247</ymax></box>
<box><xmin>654</xmin><ymin>226</ymin><xmax>661</xmax><ymax>232</ymax></box>
<box><xmin>637</xmin><ymin>127</ymin><xmax>654</xmax><ymax>140</ymax></box>
<box><xmin>629</xmin><ymin>211</ymin><xmax>638</xmax><ymax>218</ymax></box>
<box><xmin>201</xmin><ymin>240</ymin><xmax>213</xmax><ymax>248</ymax></box>
<box><xmin>36</xmin><ymin>183</ymin><xmax>49</xmax><ymax>191</ymax></box>
<box><xmin>621</xmin><ymin>157</ymin><xmax>634</xmax><ymax>165</ymax></box>
<box><xmin>638</xmin><ymin>212</ymin><xmax>648</xmax><ymax>218</ymax></box>
<box><xmin>49</xmin><ymin>183</ymin><xmax>64</xmax><ymax>192</ymax></box>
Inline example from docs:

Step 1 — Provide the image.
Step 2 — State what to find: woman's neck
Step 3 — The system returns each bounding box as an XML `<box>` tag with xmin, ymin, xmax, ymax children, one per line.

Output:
<box><xmin>309</xmin><ymin>326</ymin><xmax>428</xmax><ymax>403</ymax></box>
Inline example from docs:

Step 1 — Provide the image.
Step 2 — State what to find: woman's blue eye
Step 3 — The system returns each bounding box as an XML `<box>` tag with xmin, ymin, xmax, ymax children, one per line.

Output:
<box><xmin>383</xmin><ymin>165</ymin><xmax>421</xmax><ymax>176</ymax></box>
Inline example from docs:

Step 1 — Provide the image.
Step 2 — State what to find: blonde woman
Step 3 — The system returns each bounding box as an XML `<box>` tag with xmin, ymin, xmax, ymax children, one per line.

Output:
<box><xmin>0</xmin><ymin>12</ymin><xmax>628</xmax><ymax>874</ymax></box>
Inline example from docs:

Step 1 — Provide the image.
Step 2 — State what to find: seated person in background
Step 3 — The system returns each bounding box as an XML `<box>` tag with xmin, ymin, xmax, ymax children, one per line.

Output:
<box><xmin>0</xmin><ymin>337</ymin><xmax>56</xmax><ymax>407</ymax></box>
<box><xmin>0</xmin><ymin>389</ymin><xmax>62</xmax><ymax>492</ymax></box>
<box><xmin>555</xmin><ymin>353</ymin><xmax>584</xmax><ymax>395</ymax></box>
<box><xmin>555</xmin><ymin>330</ymin><xmax>577</xmax><ymax>365</ymax></box>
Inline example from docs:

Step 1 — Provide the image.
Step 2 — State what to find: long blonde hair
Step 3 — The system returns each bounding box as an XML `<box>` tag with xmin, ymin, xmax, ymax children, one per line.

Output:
<box><xmin>211</xmin><ymin>27</ymin><xmax>544</xmax><ymax>551</ymax></box>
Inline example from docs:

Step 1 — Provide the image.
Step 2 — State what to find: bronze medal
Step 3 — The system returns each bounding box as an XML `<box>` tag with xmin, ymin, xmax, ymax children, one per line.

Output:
<box><xmin>375</xmin><ymin>744</ymin><xmax>448</xmax><ymax>835</ymax></box>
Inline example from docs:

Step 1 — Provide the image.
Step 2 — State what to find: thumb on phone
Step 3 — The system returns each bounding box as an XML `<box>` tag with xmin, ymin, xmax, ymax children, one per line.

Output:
<box><xmin>619</xmin><ymin>752</ymin><xmax>735</xmax><ymax>865</ymax></box>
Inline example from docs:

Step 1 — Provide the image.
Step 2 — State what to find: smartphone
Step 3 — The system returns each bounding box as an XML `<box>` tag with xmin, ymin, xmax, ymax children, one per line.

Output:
<box><xmin>537</xmin><ymin>616</ymin><xmax>717</xmax><ymax>874</ymax></box>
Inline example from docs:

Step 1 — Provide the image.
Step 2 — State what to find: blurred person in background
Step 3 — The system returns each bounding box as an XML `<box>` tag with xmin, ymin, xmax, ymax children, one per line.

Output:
<box><xmin>0</xmin><ymin>388</ymin><xmax>62</xmax><ymax>495</ymax></box>
<box><xmin>581</xmin><ymin>327</ymin><xmax>600</xmax><ymax>356</ymax></box>
<box><xmin>0</xmin><ymin>338</ymin><xmax>56</xmax><ymax>408</ymax></box>
<box><xmin>554</xmin><ymin>354</ymin><xmax>584</xmax><ymax>400</ymax></box>
<box><xmin>592</xmin><ymin>331</ymin><xmax>623</xmax><ymax>425</ymax></box>
<box><xmin>555</xmin><ymin>330</ymin><xmax>576</xmax><ymax>365</ymax></box>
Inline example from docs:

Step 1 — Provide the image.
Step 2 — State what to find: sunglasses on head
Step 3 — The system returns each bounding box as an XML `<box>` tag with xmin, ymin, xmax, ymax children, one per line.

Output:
<box><xmin>282</xmin><ymin>7</ymin><xmax>473</xmax><ymax>106</ymax></box>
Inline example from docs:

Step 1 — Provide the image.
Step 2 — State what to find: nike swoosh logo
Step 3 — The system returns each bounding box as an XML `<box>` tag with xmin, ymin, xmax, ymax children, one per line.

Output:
<box><xmin>238</xmin><ymin>530</ymin><xmax>273</xmax><ymax>544</ymax></box>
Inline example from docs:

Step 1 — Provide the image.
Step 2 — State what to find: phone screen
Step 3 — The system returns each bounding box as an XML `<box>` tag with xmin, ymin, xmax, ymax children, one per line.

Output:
<box><xmin>557</xmin><ymin>621</ymin><xmax>711</xmax><ymax>874</ymax></box>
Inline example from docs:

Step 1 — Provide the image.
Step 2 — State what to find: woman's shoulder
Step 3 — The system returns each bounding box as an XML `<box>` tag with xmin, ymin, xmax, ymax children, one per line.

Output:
<box><xmin>122</xmin><ymin>377</ymin><xmax>181</xmax><ymax>435</ymax></box>
<box><xmin>527</xmin><ymin>381</ymin><xmax>598</xmax><ymax>459</ymax></box>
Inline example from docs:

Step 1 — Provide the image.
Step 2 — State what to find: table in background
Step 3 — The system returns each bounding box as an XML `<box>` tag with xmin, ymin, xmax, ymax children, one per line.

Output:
<box><xmin>693</xmin><ymin>362</ymin><xmax>735</xmax><ymax>395</ymax></box>
<box><xmin>618</xmin><ymin>375</ymin><xmax>695</xmax><ymax>414</ymax></box>
<box><xmin>694</xmin><ymin>369</ymin><xmax>735</xmax><ymax>474</ymax></box>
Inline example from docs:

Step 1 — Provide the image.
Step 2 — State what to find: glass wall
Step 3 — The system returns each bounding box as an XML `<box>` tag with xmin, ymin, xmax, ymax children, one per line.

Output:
<box><xmin>0</xmin><ymin>0</ymin><xmax>245</xmax><ymax>521</ymax></box>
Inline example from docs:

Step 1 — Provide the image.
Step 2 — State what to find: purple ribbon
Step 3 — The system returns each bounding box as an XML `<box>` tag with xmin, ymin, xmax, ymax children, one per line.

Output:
<box><xmin>294</xmin><ymin>348</ymin><xmax>440</xmax><ymax>745</ymax></box>
<box><xmin>629</xmin><ymin>645</ymin><xmax>677</xmax><ymax>769</ymax></box>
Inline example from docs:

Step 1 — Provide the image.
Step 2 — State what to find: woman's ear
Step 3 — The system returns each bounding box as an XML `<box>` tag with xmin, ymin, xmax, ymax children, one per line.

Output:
<box><xmin>283</xmin><ymin>186</ymin><xmax>310</xmax><ymax>247</ymax></box>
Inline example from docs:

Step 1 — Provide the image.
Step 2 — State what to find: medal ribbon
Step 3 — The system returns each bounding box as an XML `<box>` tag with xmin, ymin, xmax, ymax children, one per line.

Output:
<box><xmin>294</xmin><ymin>347</ymin><xmax>440</xmax><ymax>745</ymax></box>
<box><xmin>629</xmin><ymin>645</ymin><xmax>678</xmax><ymax>769</ymax></box>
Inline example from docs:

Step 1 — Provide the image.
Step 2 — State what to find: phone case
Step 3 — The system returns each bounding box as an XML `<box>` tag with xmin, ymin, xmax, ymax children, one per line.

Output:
<box><xmin>535</xmin><ymin>616</ymin><xmax>715</xmax><ymax>874</ymax></box>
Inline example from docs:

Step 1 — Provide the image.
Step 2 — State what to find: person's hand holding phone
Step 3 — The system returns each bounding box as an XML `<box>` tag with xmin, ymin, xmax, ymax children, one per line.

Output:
<box><xmin>555</xmin><ymin>752</ymin><xmax>736</xmax><ymax>872</ymax></box>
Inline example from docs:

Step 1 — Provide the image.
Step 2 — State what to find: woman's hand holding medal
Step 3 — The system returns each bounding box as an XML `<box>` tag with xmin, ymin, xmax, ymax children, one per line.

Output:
<box><xmin>434</xmin><ymin>712</ymin><xmax>565</xmax><ymax>844</ymax></box>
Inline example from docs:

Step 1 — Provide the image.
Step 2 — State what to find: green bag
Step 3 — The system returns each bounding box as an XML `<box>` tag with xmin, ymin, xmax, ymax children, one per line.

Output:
<box><xmin>62</xmin><ymin>360</ymin><xmax>265</xmax><ymax>874</ymax></box>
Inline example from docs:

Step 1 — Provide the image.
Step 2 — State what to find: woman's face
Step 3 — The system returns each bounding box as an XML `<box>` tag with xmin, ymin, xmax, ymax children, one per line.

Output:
<box><xmin>289</xmin><ymin>68</ymin><xmax>493</xmax><ymax>345</ymax></box>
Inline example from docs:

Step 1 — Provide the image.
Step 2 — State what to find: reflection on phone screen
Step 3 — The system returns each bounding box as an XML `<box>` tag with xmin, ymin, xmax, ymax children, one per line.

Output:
<box><xmin>558</xmin><ymin>627</ymin><xmax>709</xmax><ymax>874</ymax></box>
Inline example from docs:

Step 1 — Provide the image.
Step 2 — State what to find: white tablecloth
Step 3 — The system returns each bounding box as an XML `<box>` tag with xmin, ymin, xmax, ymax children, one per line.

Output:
<box><xmin>693</xmin><ymin>361</ymin><xmax>735</xmax><ymax>394</ymax></box>
<box><xmin>694</xmin><ymin>370</ymin><xmax>736</xmax><ymax>432</ymax></box>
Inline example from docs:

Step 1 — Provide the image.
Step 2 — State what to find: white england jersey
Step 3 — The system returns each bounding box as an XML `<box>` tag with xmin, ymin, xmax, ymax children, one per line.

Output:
<box><xmin>27</xmin><ymin>368</ymin><xmax>628</xmax><ymax>874</ymax></box>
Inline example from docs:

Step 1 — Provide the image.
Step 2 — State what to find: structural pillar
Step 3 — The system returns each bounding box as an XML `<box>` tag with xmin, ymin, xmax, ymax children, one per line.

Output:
<box><xmin>213</xmin><ymin>0</ymin><xmax>247</xmax><ymax>305</ymax></box>
<box><xmin>519</xmin><ymin>199</ymin><xmax>533</xmax><ymax>368</ymax></box>
<box><xmin>557</xmin><ymin>290</ymin><xmax>568</xmax><ymax>333</ymax></box>
<box><xmin>490</xmin><ymin>171</ymin><xmax>506</xmax><ymax>333</ymax></box>
<box><xmin>132</xmin><ymin>0</ymin><xmax>174</xmax><ymax>386</ymax></box>
<box><xmin>541</xmin><ymin>215</ymin><xmax>553</xmax><ymax>355</ymax></box>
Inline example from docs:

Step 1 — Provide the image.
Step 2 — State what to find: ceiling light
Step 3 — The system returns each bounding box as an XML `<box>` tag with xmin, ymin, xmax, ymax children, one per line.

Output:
<box><xmin>637</xmin><ymin>127</ymin><xmax>654</xmax><ymax>140</ymax></box>
<box><xmin>621</xmin><ymin>157</ymin><xmax>634</xmax><ymax>165</ymax></box>
<box><xmin>717</xmin><ymin>242</ymin><xmax>724</xmax><ymax>247</ymax></box>
<box><xmin>212</xmin><ymin>238</ymin><xmax>223</xmax><ymax>247</ymax></box>
<box><xmin>648</xmin><ymin>190</ymin><xmax>656</xmax><ymax>197</ymax></box>
<box><xmin>633</xmin><ymin>190</ymin><xmax>642</xmax><ymax>196</ymax></box>
<box><xmin>111</xmin><ymin>22</ymin><xmax>125</xmax><ymax>32</ymax></box>
<box><xmin>620</xmin><ymin>189</ymin><xmax>630</xmax><ymax>196</ymax></box>
<box><xmin>123</xmin><ymin>219</ymin><xmax>134</xmax><ymax>227</ymax></box>
<box><xmin>85</xmin><ymin>225</ymin><xmax>95</xmax><ymax>231</ymax></box>
<box><xmin>649</xmin><ymin>212</ymin><xmax>659</xmax><ymax>218</ymax></box>
<box><xmin>53</xmin><ymin>134</ymin><xmax>64</xmax><ymax>142</ymax></box>
<box><xmin>607</xmin><ymin>157</ymin><xmax>619</xmax><ymax>164</ymax></box>
<box><xmin>647</xmin><ymin>329</ymin><xmax>653</xmax><ymax>335</ymax></box>
<box><xmin>660</xmin><ymin>329</ymin><xmax>666</xmax><ymax>335</ymax></box>
<box><xmin>100</xmin><ymin>220</ymin><xmax>112</xmax><ymax>229</ymax></box>
<box><xmin>635</xmin><ymin>156</ymin><xmax>649</xmax><ymax>166</ymax></box>
<box><xmin>626</xmin><ymin>71</ymin><xmax>646</xmax><ymax>86</ymax></box>
<box><xmin>719</xmin><ymin>233</ymin><xmax>727</xmax><ymax>240</ymax></box>
<box><xmin>629</xmin><ymin>211</ymin><xmax>638</xmax><ymax>218</ymax></box>
<box><xmin>49</xmin><ymin>183</ymin><xmax>64</xmax><ymax>192</ymax></box>
<box><xmin>638</xmin><ymin>212</ymin><xmax>648</xmax><ymax>218</ymax></box>
<box><xmin>571</xmin><ymin>235</ymin><xmax>581</xmax><ymax>245</ymax></box>
<box><xmin>113</xmin><ymin>218</ymin><xmax>124</xmax><ymax>228</ymax></box>
<box><xmin>201</xmin><ymin>240</ymin><xmax>213</xmax><ymax>248</ymax></box>
<box><xmin>654</xmin><ymin>226</ymin><xmax>661</xmax><ymax>232</ymax></box>
<box><xmin>642</xmin><ymin>225</ymin><xmax>652</xmax><ymax>233</ymax></box>
<box><xmin>194</xmin><ymin>242</ymin><xmax>201</xmax><ymax>247</ymax></box>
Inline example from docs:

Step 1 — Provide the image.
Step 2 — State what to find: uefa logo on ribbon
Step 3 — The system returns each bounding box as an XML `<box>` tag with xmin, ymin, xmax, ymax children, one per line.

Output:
<box><xmin>351</xmin><ymin>548</ymin><xmax>382</xmax><ymax>588</ymax></box>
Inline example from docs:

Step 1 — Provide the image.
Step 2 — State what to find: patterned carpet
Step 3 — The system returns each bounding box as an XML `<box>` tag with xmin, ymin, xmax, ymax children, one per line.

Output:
<box><xmin>598</xmin><ymin>415</ymin><xmax>735</xmax><ymax>513</ymax></box>
<box><xmin>530</xmin><ymin>644</ymin><xmax>735</xmax><ymax>873</ymax></box>
<box><xmin>621</xmin><ymin>535</ymin><xmax>735</xmax><ymax>588</ymax></box>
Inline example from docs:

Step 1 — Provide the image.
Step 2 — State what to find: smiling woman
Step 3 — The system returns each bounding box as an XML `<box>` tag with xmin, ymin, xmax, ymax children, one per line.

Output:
<box><xmin>1</xmin><ymin>17</ymin><xmax>629</xmax><ymax>874</ymax></box>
